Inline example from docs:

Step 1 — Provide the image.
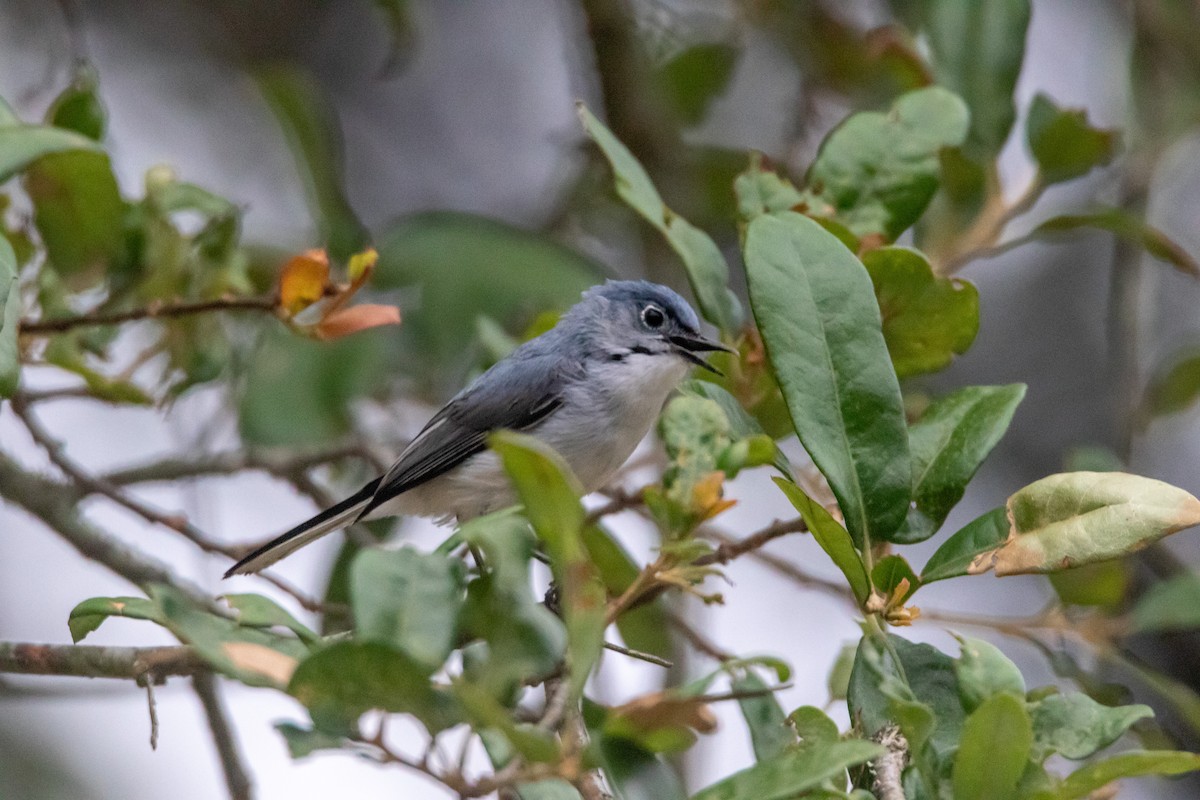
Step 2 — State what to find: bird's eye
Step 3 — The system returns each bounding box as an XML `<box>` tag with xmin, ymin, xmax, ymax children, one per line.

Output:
<box><xmin>641</xmin><ymin>305</ymin><xmax>666</xmax><ymax>329</ymax></box>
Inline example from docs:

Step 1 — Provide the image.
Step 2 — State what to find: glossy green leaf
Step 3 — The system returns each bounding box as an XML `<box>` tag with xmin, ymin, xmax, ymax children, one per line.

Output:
<box><xmin>1026</xmin><ymin>93</ymin><xmax>1119</xmax><ymax>185</ymax></box>
<box><xmin>805</xmin><ymin>87</ymin><xmax>969</xmax><ymax>239</ymax></box>
<box><xmin>920</xmin><ymin>507</ymin><xmax>1010</xmax><ymax>583</ymax></box>
<box><xmin>1050</xmin><ymin>751</ymin><xmax>1200</xmax><ymax>800</ymax></box>
<box><xmin>67</xmin><ymin>596</ymin><xmax>164</xmax><ymax>643</ymax></box>
<box><xmin>1048</xmin><ymin>560</ymin><xmax>1129</xmax><ymax>609</ymax></box>
<box><xmin>1145</xmin><ymin>351</ymin><xmax>1200</xmax><ymax>418</ymax></box>
<box><xmin>974</xmin><ymin>472</ymin><xmax>1200</xmax><ymax>576</ymax></box>
<box><xmin>492</xmin><ymin>432</ymin><xmax>605</xmax><ymax>699</ymax></box>
<box><xmin>288</xmin><ymin>640</ymin><xmax>460</xmax><ymax>733</ymax></box>
<box><xmin>582</xmin><ymin>525</ymin><xmax>670</xmax><ymax>658</ymax></box>
<box><xmin>256</xmin><ymin>65</ymin><xmax>367</xmax><ymax>261</ymax></box>
<box><xmin>918</xmin><ymin>0</ymin><xmax>1031</xmax><ymax>159</ymax></box>
<box><xmin>954</xmin><ymin>637</ymin><xmax>1025</xmax><ymax>713</ymax></box>
<box><xmin>689</xmin><ymin>738</ymin><xmax>882</xmax><ymax>800</ymax></box>
<box><xmin>0</xmin><ymin>123</ymin><xmax>102</xmax><ymax>183</ymax></box>
<box><xmin>1016</xmin><ymin>209</ymin><xmax>1200</xmax><ymax>277</ymax></box>
<box><xmin>658</xmin><ymin>43</ymin><xmax>739</xmax><ymax>124</ymax></box>
<box><xmin>871</xmin><ymin>555</ymin><xmax>919</xmax><ymax>603</ymax></box>
<box><xmin>0</xmin><ymin>235</ymin><xmax>19</xmax><ymax>397</ymax></box>
<box><xmin>577</xmin><ymin>103</ymin><xmax>741</xmax><ymax>333</ymax></box>
<box><xmin>731</xmin><ymin>670</ymin><xmax>795</xmax><ymax>762</ymax></box>
<box><xmin>746</xmin><ymin>212</ymin><xmax>910</xmax><ymax>546</ymax></box>
<box><xmin>224</xmin><ymin>593</ymin><xmax>319</xmax><ymax>645</ymax></box>
<box><xmin>952</xmin><ymin>693</ymin><xmax>1032</xmax><ymax>800</ymax></box>
<box><xmin>862</xmin><ymin>246</ymin><xmax>979</xmax><ymax>380</ymax></box>
<box><xmin>1029</xmin><ymin>692</ymin><xmax>1153</xmax><ymax>761</ymax></box>
<box><xmin>1132</xmin><ymin>573</ymin><xmax>1200</xmax><ymax>632</ymax></box>
<box><xmin>350</xmin><ymin>547</ymin><xmax>465</xmax><ymax>673</ymax></box>
<box><xmin>773</xmin><ymin>478</ymin><xmax>869</xmax><ymax>605</ymax></box>
<box><xmin>24</xmin><ymin>150</ymin><xmax>126</xmax><ymax>289</ymax></box>
<box><xmin>374</xmin><ymin>211</ymin><xmax>600</xmax><ymax>392</ymax></box>
<box><xmin>786</xmin><ymin>705</ymin><xmax>839</xmax><ymax>745</ymax></box>
<box><xmin>898</xmin><ymin>384</ymin><xmax>1027</xmax><ymax>543</ymax></box>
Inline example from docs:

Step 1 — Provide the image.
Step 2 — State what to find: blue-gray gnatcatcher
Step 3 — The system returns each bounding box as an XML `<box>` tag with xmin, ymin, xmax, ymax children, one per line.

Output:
<box><xmin>225</xmin><ymin>280</ymin><xmax>731</xmax><ymax>577</ymax></box>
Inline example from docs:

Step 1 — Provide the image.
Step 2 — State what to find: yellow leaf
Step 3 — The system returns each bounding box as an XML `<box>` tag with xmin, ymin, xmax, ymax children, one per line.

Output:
<box><xmin>347</xmin><ymin>247</ymin><xmax>379</xmax><ymax>282</ymax></box>
<box><xmin>316</xmin><ymin>304</ymin><xmax>402</xmax><ymax>340</ymax></box>
<box><xmin>278</xmin><ymin>249</ymin><xmax>330</xmax><ymax>316</ymax></box>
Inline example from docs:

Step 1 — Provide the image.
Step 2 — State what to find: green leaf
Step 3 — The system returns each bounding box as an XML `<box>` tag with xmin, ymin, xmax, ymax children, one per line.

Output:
<box><xmin>974</xmin><ymin>472</ymin><xmax>1200</xmax><ymax>576</ymax></box>
<box><xmin>871</xmin><ymin>555</ymin><xmax>919</xmax><ymax>603</ymax></box>
<box><xmin>0</xmin><ymin>123</ymin><xmax>102</xmax><ymax>183</ymax></box>
<box><xmin>952</xmin><ymin>693</ymin><xmax>1032</xmax><ymax>800</ymax></box>
<box><xmin>918</xmin><ymin>0</ymin><xmax>1031</xmax><ymax>159</ymax></box>
<box><xmin>898</xmin><ymin>384</ymin><xmax>1026</xmax><ymax>543</ymax></box>
<box><xmin>689</xmin><ymin>738</ymin><xmax>883</xmax><ymax>800</ymax></box>
<box><xmin>731</xmin><ymin>670</ymin><xmax>796</xmax><ymax>762</ymax></box>
<box><xmin>1145</xmin><ymin>350</ymin><xmax>1200</xmax><ymax>418</ymax></box>
<box><xmin>745</xmin><ymin>212</ymin><xmax>911</xmax><ymax>546</ymax></box>
<box><xmin>658</xmin><ymin>43</ymin><xmax>739</xmax><ymax>124</ymax></box>
<box><xmin>1132</xmin><ymin>573</ymin><xmax>1200</xmax><ymax>632</ymax></box>
<box><xmin>954</xmin><ymin>637</ymin><xmax>1025</xmax><ymax>713</ymax></box>
<box><xmin>289</xmin><ymin>641</ymin><xmax>460</xmax><ymax>733</ymax></box>
<box><xmin>827</xmin><ymin>643</ymin><xmax>857</xmax><ymax>702</ymax></box>
<box><xmin>1051</xmin><ymin>751</ymin><xmax>1200</xmax><ymax>800</ymax></box>
<box><xmin>681</xmin><ymin>380</ymin><xmax>792</xmax><ymax>477</ymax></box>
<box><xmin>577</xmin><ymin>103</ymin><xmax>741</xmax><ymax>333</ymax></box>
<box><xmin>920</xmin><ymin>507</ymin><xmax>1010</xmax><ymax>583</ymax></box>
<box><xmin>492</xmin><ymin>432</ymin><xmax>607</xmax><ymax>700</ymax></box>
<box><xmin>67</xmin><ymin>596</ymin><xmax>164</xmax><ymax>643</ymax></box>
<box><xmin>24</xmin><ymin>150</ymin><xmax>127</xmax><ymax>289</ymax></box>
<box><xmin>1029</xmin><ymin>692</ymin><xmax>1153</xmax><ymax>761</ymax></box>
<box><xmin>862</xmin><ymin>246</ymin><xmax>979</xmax><ymax>379</ymax></box>
<box><xmin>773</xmin><ymin>478</ymin><xmax>869</xmax><ymax>605</ymax></box>
<box><xmin>0</xmin><ymin>235</ymin><xmax>20</xmax><ymax>397</ymax></box>
<box><xmin>582</xmin><ymin>525</ymin><xmax>670</xmax><ymax>658</ymax></box>
<box><xmin>1026</xmin><ymin>93</ymin><xmax>1119</xmax><ymax>185</ymax></box>
<box><xmin>1018</xmin><ymin>210</ymin><xmax>1200</xmax><ymax>278</ymax></box>
<box><xmin>585</xmin><ymin>722</ymin><xmax>687</xmax><ymax>800</ymax></box>
<box><xmin>805</xmin><ymin>87</ymin><xmax>969</xmax><ymax>240</ymax></box>
<box><xmin>223</xmin><ymin>593</ymin><xmax>319</xmax><ymax>645</ymax></box>
<box><xmin>349</xmin><ymin>547</ymin><xmax>465</xmax><ymax>673</ymax></box>
<box><xmin>256</xmin><ymin>65</ymin><xmax>366</xmax><ymax>261</ymax></box>
<box><xmin>479</xmin><ymin>729</ymin><xmax>582</xmax><ymax>800</ymax></box>
<box><xmin>452</xmin><ymin>680</ymin><xmax>561</xmax><ymax>763</ymax></box>
<box><xmin>46</xmin><ymin>68</ymin><xmax>106</xmax><ymax>141</ymax></box>
<box><xmin>1048</xmin><ymin>560</ymin><xmax>1129</xmax><ymax>609</ymax></box>
<box><xmin>786</xmin><ymin>705</ymin><xmax>839</xmax><ymax>745</ymax></box>
<box><xmin>374</xmin><ymin>211</ymin><xmax>601</xmax><ymax>391</ymax></box>
<box><xmin>275</xmin><ymin>722</ymin><xmax>345</xmax><ymax>758</ymax></box>
<box><xmin>734</xmin><ymin>153</ymin><xmax>804</xmax><ymax>222</ymax></box>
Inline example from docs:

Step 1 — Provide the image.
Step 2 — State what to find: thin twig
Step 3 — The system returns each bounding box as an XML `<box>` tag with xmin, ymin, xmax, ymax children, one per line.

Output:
<box><xmin>666</xmin><ymin>610</ymin><xmax>735</xmax><ymax>662</ymax></box>
<box><xmin>584</xmin><ymin>486</ymin><xmax>646</xmax><ymax>526</ymax></box>
<box><xmin>0</xmin><ymin>641</ymin><xmax>204</xmax><ymax>679</ymax></box>
<box><xmin>19</xmin><ymin>294</ymin><xmax>278</xmax><ymax>335</ymax></box>
<box><xmin>694</xmin><ymin>517</ymin><xmax>808</xmax><ymax>566</ymax></box>
<box><xmin>602</xmin><ymin>640</ymin><xmax>672</xmax><ymax>668</ymax></box>
<box><xmin>137</xmin><ymin>675</ymin><xmax>160</xmax><ymax>750</ymax></box>
<box><xmin>193</xmin><ymin>671</ymin><xmax>254</xmax><ymax>800</ymax></box>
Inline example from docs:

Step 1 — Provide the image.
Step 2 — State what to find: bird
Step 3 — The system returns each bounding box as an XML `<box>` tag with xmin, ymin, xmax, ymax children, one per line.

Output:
<box><xmin>224</xmin><ymin>279</ymin><xmax>733</xmax><ymax>578</ymax></box>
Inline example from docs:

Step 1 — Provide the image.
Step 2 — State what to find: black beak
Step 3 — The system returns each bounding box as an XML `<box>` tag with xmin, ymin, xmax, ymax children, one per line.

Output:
<box><xmin>668</xmin><ymin>334</ymin><xmax>737</xmax><ymax>376</ymax></box>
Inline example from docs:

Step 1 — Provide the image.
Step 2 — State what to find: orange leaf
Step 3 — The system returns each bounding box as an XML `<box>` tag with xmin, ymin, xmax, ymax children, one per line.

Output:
<box><xmin>316</xmin><ymin>304</ymin><xmax>402</xmax><ymax>340</ymax></box>
<box><xmin>279</xmin><ymin>249</ymin><xmax>330</xmax><ymax>316</ymax></box>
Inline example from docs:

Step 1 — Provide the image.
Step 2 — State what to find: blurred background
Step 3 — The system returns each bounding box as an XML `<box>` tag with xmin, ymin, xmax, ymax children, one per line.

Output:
<box><xmin>2</xmin><ymin>0</ymin><xmax>1200</xmax><ymax>797</ymax></box>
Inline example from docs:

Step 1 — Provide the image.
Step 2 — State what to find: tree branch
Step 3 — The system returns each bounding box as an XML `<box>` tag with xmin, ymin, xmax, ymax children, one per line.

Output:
<box><xmin>0</xmin><ymin>641</ymin><xmax>204</xmax><ymax>679</ymax></box>
<box><xmin>194</xmin><ymin>671</ymin><xmax>254</xmax><ymax>800</ymax></box>
<box><xmin>19</xmin><ymin>295</ymin><xmax>278</xmax><ymax>335</ymax></box>
<box><xmin>871</xmin><ymin>724</ymin><xmax>908</xmax><ymax>800</ymax></box>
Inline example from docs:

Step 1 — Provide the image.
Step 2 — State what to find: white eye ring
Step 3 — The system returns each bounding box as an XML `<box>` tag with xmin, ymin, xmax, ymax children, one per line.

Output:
<box><xmin>641</xmin><ymin>304</ymin><xmax>666</xmax><ymax>329</ymax></box>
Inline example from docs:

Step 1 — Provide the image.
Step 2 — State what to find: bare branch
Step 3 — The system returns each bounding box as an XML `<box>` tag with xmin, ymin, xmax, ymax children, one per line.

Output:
<box><xmin>694</xmin><ymin>517</ymin><xmax>808</xmax><ymax>567</ymax></box>
<box><xmin>871</xmin><ymin>724</ymin><xmax>908</xmax><ymax>800</ymax></box>
<box><xmin>194</xmin><ymin>671</ymin><xmax>254</xmax><ymax>800</ymax></box>
<box><xmin>101</xmin><ymin>442</ymin><xmax>386</xmax><ymax>486</ymax></box>
<box><xmin>0</xmin><ymin>641</ymin><xmax>204</xmax><ymax>679</ymax></box>
<box><xmin>19</xmin><ymin>294</ymin><xmax>278</xmax><ymax>335</ymax></box>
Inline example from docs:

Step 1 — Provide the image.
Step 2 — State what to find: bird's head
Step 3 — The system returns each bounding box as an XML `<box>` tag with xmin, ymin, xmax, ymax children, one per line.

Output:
<box><xmin>567</xmin><ymin>280</ymin><xmax>735</xmax><ymax>375</ymax></box>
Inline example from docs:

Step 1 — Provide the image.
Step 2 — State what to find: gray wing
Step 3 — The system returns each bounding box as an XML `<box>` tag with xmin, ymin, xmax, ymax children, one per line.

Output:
<box><xmin>358</xmin><ymin>347</ymin><xmax>575</xmax><ymax>518</ymax></box>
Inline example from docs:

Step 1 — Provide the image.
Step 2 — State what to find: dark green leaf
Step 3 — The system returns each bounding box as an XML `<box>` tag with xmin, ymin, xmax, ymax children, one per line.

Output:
<box><xmin>1145</xmin><ymin>351</ymin><xmax>1200</xmax><ymax>418</ymax></box>
<box><xmin>786</xmin><ymin>705</ymin><xmax>839</xmax><ymax>745</ymax></box>
<box><xmin>1132</xmin><ymin>573</ymin><xmax>1200</xmax><ymax>632</ymax></box>
<box><xmin>492</xmin><ymin>432</ymin><xmax>606</xmax><ymax>700</ymax></box>
<box><xmin>255</xmin><ymin>65</ymin><xmax>367</xmax><ymax>261</ymax></box>
<box><xmin>805</xmin><ymin>87</ymin><xmax>969</xmax><ymax>239</ymax></box>
<box><xmin>582</xmin><ymin>525</ymin><xmax>670</xmax><ymax>658</ymax></box>
<box><xmin>691</xmin><ymin>739</ymin><xmax>882</xmax><ymax>800</ymax></box>
<box><xmin>586</xmin><ymin>726</ymin><xmax>687</xmax><ymax>800</ymax></box>
<box><xmin>577</xmin><ymin>103</ymin><xmax>742</xmax><ymax>333</ymax></box>
<box><xmin>67</xmin><ymin>596</ymin><xmax>164</xmax><ymax>643</ymax></box>
<box><xmin>731</xmin><ymin>670</ymin><xmax>796</xmax><ymax>762</ymax></box>
<box><xmin>24</xmin><ymin>150</ymin><xmax>126</xmax><ymax>289</ymax></box>
<box><xmin>658</xmin><ymin>43</ymin><xmax>739</xmax><ymax>124</ymax></box>
<box><xmin>954</xmin><ymin>637</ymin><xmax>1025</xmax><ymax>713</ymax></box>
<box><xmin>862</xmin><ymin>246</ymin><xmax>979</xmax><ymax>379</ymax></box>
<box><xmin>1026</xmin><ymin>93</ymin><xmax>1119</xmax><ymax>185</ymax></box>
<box><xmin>773</xmin><ymin>478</ymin><xmax>869</xmax><ymax>605</ymax></box>
<box><xmin>827</xmin><ymin>643</ymin><xmax>857</xmax><ymax>702</ymax></box>
<box><xmin>1048</xmin><ymin>560</ymin><xmax>1129</xmax><ymax>609</ymax></box>
<box><xmin>745</xmin><ymin>212</ymin><xmax>911</xmax><ymax>546</ymax></box>
<box><xmin>1029</xmin><ymin>692</ymin><xmax>1153</xmax><ymax>761</ymax></box>
<box><xmin>289</xmin><ymin>641</ymin><xmax>460</xmax><ymax>732</ymax></box>
<box><xmin>977</xmin><ymin>472</ymin><xmax>1200</xmax><ymax>576</ymax></box>
<box><xmin>349</xmin><ymin>547</ymin><xmax>465</xmax><ymax>672</ymax></box>
<box><xmin>952</xmin><ymin>693</ymin><xmax>1032</xmax><ymax>800</ymax></box>
<box><xmin>898</xmin><ymin>384</ymin><xmax>1026</xmax><ymax>543</ymax></box>
<box><xmin>0</xmin><ymin>235</ymin><xmax>19</xmax><ymax>397</ymax></box>
<box><xmin>871</xmin><ymin>555</ymin><xmax>919</xmax><ymax>603</ymax></box>
<box><xmin>918</xmin><ymin>0</ymin><xmax>1031</xmax><ymax>159</ymax></box>
<box><xmin>1020</xmin><ymin>210</ymin><xmax>1200</xmax><ymax>277</ymax></box>
<box><xmin>223</xmin><ymin>593</ymin><xmax>319</xmax><ymax>645</ymax></box>
<box><xmin>46</xmin><ymin>68</ymin><xmax>106</xmax><ymax>141</ymax></box>
<box><xmin>275</xmin><ymin>722</ymin><xmax>345</xmax><ymax>759</ymax></box>
<box><xmin>374</xmin><ymin>211</ymin><xmax>600</xmax><ymax>392</ymax></box>
<box><xmin>1051</xmin><ymin>751</ymin><xmax>1200</xmax><ymax>800</ymax></box>
<box><xmin>920</xmin><ymin>507</ymin><xmax>1009</xmax><ymax>583</ymax></box>
<box><xmin>0</xmin><ymin>124</ymin><xmax>102</xmax><ymax>183</ymax></box>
